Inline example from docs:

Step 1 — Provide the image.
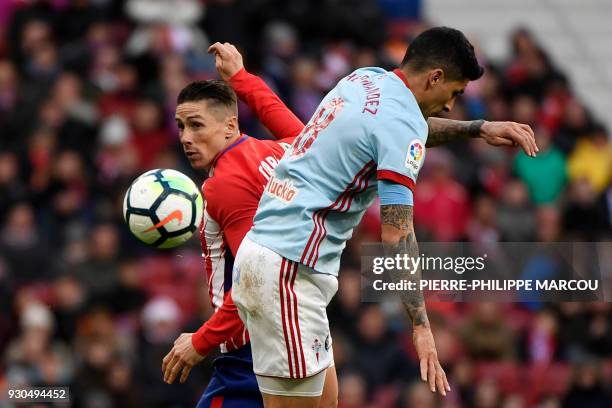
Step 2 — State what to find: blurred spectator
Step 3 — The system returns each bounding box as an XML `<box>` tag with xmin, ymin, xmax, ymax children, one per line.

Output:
<box><xmin>472</xmin><ymin>145</ymin><xmax>512</xmax><ymax>199</ymax></box>
<box><xmin>95</xmin><ymin>114</ymin><xmax>139</xmax><ymax>191</ymax></box>
<box><xmin>473</xmin><ymin>378</ymin><xmax>501</xmax><ymax>408</ymax></box>
<box><xmin>514</xmin><ymin>129</ymin><xmax>567</xmax><ymax>205</ymax></box>
<box><xmin>502</xmin><ymin>394</ymin><xmax>526</xmax><ymax>408</ymax></box>
<box><xmin>0</xmin><ymin>202</ymin><xmax>53</xmax><ymax>283</ymax></box>
<box><xmin>52</xmin><ymin>275</ymin><xmax>86</xmax><ymax>345</ymax></box>
<box><xmin>511</xmin><ymin>94</ymin><xmax>539</xmax><ymax>128</ymax></box>
<box><xmin>328</xmin><ymin>269</ymin><xmax>363</xmax><ymax>337</ymax></box>
<box><xmin>467</xmin><ymin>194</ymin><xmax>500</xmax><ymax>243</ymax></box>
<box><xmin>74</xmin><ymin>223</ymin><xmax>121</xmax><ymax>299</ymax></box>
<box><xmin>290</xmin><ymin>56</ymin><xmax>325</xmax><ymax>122</ymax></box>
<box><xmin>524</xmin><ymin>308</ymin><xmax>559</xmax><ymax>365</ymax></box>
<box><xmin>567</xmin><ymin>124</ymin><xmax>612</xmax><ymax>195</ymax></box>
<box><xmin>536</xmin><ymin>206</ymin><xmax>562</xmax><ymax>242</ymax></box>
<box><xmin>415</xmin><ymin>149</ymin><xmax>471</xmax><ymax>241</ymax></box>
<box><xmin>496</xmin><ymin>179</ymin><xmax>536</xmax><ymax>241</ymax></box>
<box><xmin>555</xmin><ymin>100</ymin><xmax>593</xmax><ymax>155</ymax></box>
<box><xmin>540</xmin><ymin>396</ymin><xmax>563</xmax><ymax>408</ymax></box>
<box><xmin>261</xmin><ymin>21</ymin><xmax>299</xmax><ymax>101</ymax></box>
<box><xmin>351</xmin><ymin>305</ymin><xmax>414</xmax><ymax>392</ymax></box>
<box><xmin>128</xmin><ymin>98</ymin><xmax>173</xmax><ymax>171</ymax></box>
<box><xmin>137</xmin><ymin>296</ymin><xmax>203</xmax><ymax>407</ymax></box>
<box><xmin>506</xmin><ymin>28</ymin><xmax>562</xmax><ymax>101</ymax></box>
<box><xmin>6</xmin><ymin>300</ymin><xmax>72</xmax><ymax>387</ymax></box>
<box><xmin>452</xmin><ymin>359</ymin><xmax>477</xmax><ymax>407</ymax></box>
<box><xmin>106</xmin><ymin>359</ymin><xmax>142</xmax><ymax>408</ymax></box>
<box><xmin>0</xmin><ymin>59</ymin><xmax>34</xmax><ymax>150</ymax></box>
<box><xmin>557</xmin><ymin>303</ymin><xmax>590</xmax><ymax>361</ymax></box>
<box><xmin>0</xmin><ymin>151</ymin><xmax>28</xmax><ymax>215</ymax></box>
<box><xmin>71</xmin><ymin>334</ymin><xmax>127</xmax><ymax>408</ymax></box>
<box><xmin>400</xmin><ymin>380</ymin><xmax>437</xmax><ymax>408</ymax></box>
<box><xmin>563</xmin><ymin>179</ymin><xmax>611</xmax><ymax>240</ymax></box>
<box><xmin>461</xmin><ymin>303</ymin><xmax>517</xmax><ymax>360</ymax></box>
<box><xmin>110</xmin><ymin>259</ymin><xmax>147</xmax><ymax>315</ymax></box>
<box><xmin>562</xmin><ymin>362</ymin><xmax>612</xmax><ymax>408</ymax></box>
<box><xmin>50</xmin><ymin>73</ymin><xmax>98</xmax><ymax>158</ymax></box>
<box><xmin>584</xmin><ymin>303</ymin><xmax>612</xmax><ymax>358</ymax></box>
<box><xmin>338</xmin><ymin>372</ymin><xmax>368</xmax><ymax>408</ymax></box>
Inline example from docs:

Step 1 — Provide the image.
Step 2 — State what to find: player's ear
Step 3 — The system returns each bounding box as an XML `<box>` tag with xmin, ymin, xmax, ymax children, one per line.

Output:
<box><xmin>225</xmin><ymin>115</ymin><xmax>238</xmax><ymax>135</ymax></box>
<box><xmin>429</xmin><ymin>69</ymin><xmax>444</xmax><ymax>88</ymax></box>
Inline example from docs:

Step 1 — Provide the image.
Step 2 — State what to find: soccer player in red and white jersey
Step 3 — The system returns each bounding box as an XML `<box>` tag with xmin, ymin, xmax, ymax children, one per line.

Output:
<box><xmin>161</xmin><ymin>46</ymin><xmax>309</xmax><ymax>408</ymax></box>
<box><xmin>162</xmin><ymin>42</ymin><xmax>536</xmax><ymax>408</ymax></box>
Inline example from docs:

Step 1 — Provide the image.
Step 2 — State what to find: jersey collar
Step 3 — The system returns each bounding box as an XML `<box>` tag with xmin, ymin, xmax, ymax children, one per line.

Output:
<box><xmin>210</xmin><ymin>134</ymin><xmax>248</xmax><ymax>170</ymax></box>
<box><xmin>392</xmin><ymin>68</ymin><xmax>411</xmax><ymax>89</ymax></box>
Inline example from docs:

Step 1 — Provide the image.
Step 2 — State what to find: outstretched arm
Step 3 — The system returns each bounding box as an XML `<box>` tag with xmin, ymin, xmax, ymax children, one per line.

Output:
<box><xmin>209</xmin><ymin>42</ymin><xmax>536</xmax><ymax>155</ymax></box>
<box><xmin>208</xmin><ymin>42</ymin><xmax>305</xmax><ymax>139</ymax></box>
<box><xmin>427</xmin><ymin>117</ymin><xmax>539</xmax><ymax>157</ymax></box>
<box><xmin>380</xmin><ymin>203</ymin><xmax>450</xmax><ymax>396</ymax></box>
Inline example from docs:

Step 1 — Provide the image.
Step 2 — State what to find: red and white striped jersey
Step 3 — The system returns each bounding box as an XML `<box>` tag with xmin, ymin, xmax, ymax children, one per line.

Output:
<box><xmin>191</xmin><ymin>69</ymin><xmax>304</xmax><ymax>356</ymax></box>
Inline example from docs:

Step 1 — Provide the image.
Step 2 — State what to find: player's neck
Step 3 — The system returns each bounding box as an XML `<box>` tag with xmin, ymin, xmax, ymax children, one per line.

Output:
<box><xmin>400</xmin><ymin>67</ymin><xmax>431</xmax><ymax>118</ymax></box>
<box><xmin>216</xmin><ymin>130</ymin><xmax>243</xmax><ymax>160</ymax></box>
<box><xmin>224</xmin><ymin>130</ymin><xmax>242</xmax><ymax>146</ymax></box>
<box><xmin>204</xmin><ymin>131</ymin><xmax>243</xmax><ymax>172</ymax></box>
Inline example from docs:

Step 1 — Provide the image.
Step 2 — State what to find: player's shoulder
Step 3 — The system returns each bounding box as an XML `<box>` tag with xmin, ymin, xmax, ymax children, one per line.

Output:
<box><xmin>228</xmin><ymin>135</ymin><xmax>286</xmax><ymax>160</ymax></box>
<box><xmin>352</xmin><ymin>66</ymin><xmax>388</xmax><ymax>76</ymax></box>
<box><xmin>379</xmin><ymin>71</ymin><xmax>420</xmax><ymax>109</ymax></box>
<box><xmin>202</xmin><ymin>170</ymin><xmax>252</xmax><ymax>217</ymax></box>
<box><xmin>346</xmin><ymin>66</ymin><xmax>408</xmax><ymax>90</ymax></box>
<box><xmin>205</xmin><ymin>135</ymin><xmax>283</xmax><ymax>208</ymax></box>
<box><xmin>373</xmin><ymin>102</ymin><xmax>427</xmax><ymax>141</ymax></box>
<box><xmin>379</xmin><ymin>76</ymin><xmax>427</xmax><ymax>131</ymax></box>
<box><xmin>252</xmin><ymin>136</ymin><xmax>293</xmax><ymax>153</ymax></box>
<box><xmin>352</xmin><ymin>68</ymin><xmax>426</xmax><ymax>126</ymax></box>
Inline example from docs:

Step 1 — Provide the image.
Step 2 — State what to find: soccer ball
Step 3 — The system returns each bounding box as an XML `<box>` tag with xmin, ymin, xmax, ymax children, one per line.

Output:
<box><xmin>123</xmin><ymin>169</ymin><xmax>203</xmax><ymax>248</ymax></box>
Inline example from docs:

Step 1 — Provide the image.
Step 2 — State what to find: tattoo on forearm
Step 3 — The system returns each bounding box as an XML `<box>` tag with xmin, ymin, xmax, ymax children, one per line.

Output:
<box><xmin>381</xmin><ymin>205</ymin><xmax>429</xmax><ymax>329</ymax></box>
<box><xmin>426</xmin><ymin>118</ymin><xmax>485</xmax><ymax>147</ymax></box>
<box><xmin>401</xmin><ymin>231</ymin><xmax>429</xmax><ymax>328</ymax></box>
<box><xmin>380</xmin><ymin>204</ymin><xmax>411</xmax><ymax>231</ymax></box>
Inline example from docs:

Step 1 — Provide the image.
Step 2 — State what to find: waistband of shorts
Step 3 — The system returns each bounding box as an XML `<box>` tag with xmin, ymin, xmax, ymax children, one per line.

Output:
<box><xmin>220</xmin><ymin>342</ymin><xmax>253</xmax><ymax>359</ymax></box>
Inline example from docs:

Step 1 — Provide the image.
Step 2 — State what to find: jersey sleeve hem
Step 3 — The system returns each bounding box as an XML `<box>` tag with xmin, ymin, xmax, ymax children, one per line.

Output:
<box><xmin>377</xmin><ymin>169</ymin><xmax>415</xmax><ymax>192</ymax></box>
<box><xmin>229</xmin><ymin>67</ymin><xmax>248</xmax><ymax>83</ymax></box>
<box><xmin>192</xmin><ymin>324</ymin><xmax>215</xmax><ymax>356</ymax></box>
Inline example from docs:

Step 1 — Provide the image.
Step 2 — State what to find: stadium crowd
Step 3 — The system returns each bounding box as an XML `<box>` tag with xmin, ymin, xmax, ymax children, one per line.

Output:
<box><xmin>0</xmin><ymin>1</ymin><xmax>611</xmax><ymax>407</ymax></box>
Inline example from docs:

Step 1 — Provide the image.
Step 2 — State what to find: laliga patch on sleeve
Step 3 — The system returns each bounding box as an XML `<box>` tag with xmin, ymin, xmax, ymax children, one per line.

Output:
<box><xmin>405</xmin><ymin>139</ymin><xmax>425</xmax><ymax>172</ymax></box>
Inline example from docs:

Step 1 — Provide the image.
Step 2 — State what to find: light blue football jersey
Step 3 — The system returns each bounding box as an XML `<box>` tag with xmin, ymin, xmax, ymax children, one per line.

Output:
<box><xmin>247</xmin><ymin>67</ymin><xmax>429</xmax><ymax>276</ymax></box>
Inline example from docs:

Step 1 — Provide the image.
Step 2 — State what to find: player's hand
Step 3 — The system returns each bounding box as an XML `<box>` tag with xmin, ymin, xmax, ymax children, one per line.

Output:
<box><xmin>480</xmin><ymin>121</ymin><xmax>538</xmax><ymax>157</ymax></box>
<box><xmin>207</xmin><ymin>42</ymin><xmax>244</xmax><ymax>82</ymax></box>
<box><xmin>413</xmin><ymin>326</ymin><xmax>450</xmax><ymax>396</ymax></box>
<box><xmin>162</xmin><ymin>333</ymin><xmax>204</xmax><ymax>384</ymax></box>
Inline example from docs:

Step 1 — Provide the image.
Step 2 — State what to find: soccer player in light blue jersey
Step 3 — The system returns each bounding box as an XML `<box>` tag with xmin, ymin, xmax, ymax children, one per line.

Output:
<box><xmin>231</xmin><ymin>27</ymin><xmax>537</xmax><ymax>408</ymax></box>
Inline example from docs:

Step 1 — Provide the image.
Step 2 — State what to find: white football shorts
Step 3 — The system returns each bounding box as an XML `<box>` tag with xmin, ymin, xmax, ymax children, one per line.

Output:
<box><xmin>232</xmin><ymin>236</ymin><xmax>338</xmax><ymax>393</ymax></box>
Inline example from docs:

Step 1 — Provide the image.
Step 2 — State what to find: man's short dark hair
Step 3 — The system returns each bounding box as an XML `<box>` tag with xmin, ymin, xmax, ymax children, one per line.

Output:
<box><xmin>400</xmin><ymin>27</ymin><xmax>484</xmax><ymax>81</ymax></box>
<box><xmin>177</xmin><ymin>80</ymin><xmax>237</xmax><ymax>112</ymax></box>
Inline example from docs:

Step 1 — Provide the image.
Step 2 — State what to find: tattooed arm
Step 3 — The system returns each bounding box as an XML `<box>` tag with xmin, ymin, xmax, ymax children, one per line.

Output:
<box><xmin>380</xmin><ymin>205</ymin><xmax>429</xmax><ymax>328</ymax></box>
<box><xmin>426</xmin><ymin>118</ymin><xmax>484</xmax><ymax>147</ymax></box>
<box><xmin>380</xmin><ymin>204</ymin><xmax>450</xmax><ymax>395</ymax></box>
<box><xmin>426</xmin><ymin>117</ymin><xmax>539</xmax><ymax>157</ymax></box>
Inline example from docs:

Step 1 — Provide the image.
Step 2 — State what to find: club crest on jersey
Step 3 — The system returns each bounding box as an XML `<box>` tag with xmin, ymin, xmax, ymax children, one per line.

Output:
<box><xmin>405</xmin><ymin>139</ymin><xmax>425</xmax><ymax>172</ymax></box>
<box><xmin>312</xmin><ymin>337</ymin><xmax>322</xmax><ymax>364</ymax></box>
<box><xmin>265</xmin><ymin>176</ymin><xmax>298</xmax><ymax>203</ymax></box>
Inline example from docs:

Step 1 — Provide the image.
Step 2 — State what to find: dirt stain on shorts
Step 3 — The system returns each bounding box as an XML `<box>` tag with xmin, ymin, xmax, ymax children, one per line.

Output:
<box><xmin>237</xmin><ymin>253</ymin><xmax>271</xmax><ymax>319</ymax></box>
